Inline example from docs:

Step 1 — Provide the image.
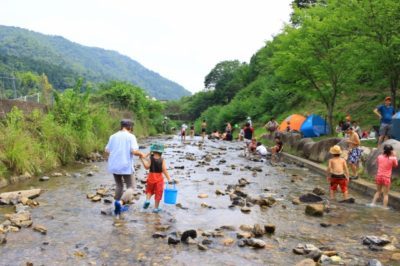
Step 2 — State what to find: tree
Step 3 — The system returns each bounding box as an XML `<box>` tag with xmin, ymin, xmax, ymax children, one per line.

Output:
<box><xmin>354</xmin><ymin>0</ymin><xmax>400</xmax><ymax>109</ymax></box>
<box><xmin>39</xmin><ymin>73</ymin><xmax>53</xmax><ymax>105</ymax></box>
<box><xmin>273</xmin><ymin>2</ymin><xmax>359</xmax><ymax>133</ymax></box>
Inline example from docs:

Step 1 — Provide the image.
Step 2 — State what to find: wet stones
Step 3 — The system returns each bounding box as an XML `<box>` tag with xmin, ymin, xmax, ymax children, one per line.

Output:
<box><xmin>168</xmin><ymin>236</ymin><xmax>180</xmax><ymax>245</ymax></box>
<box><xmin>293</xmin><ymin>244</ymin><xmax>320</xmax><ymax>255</ymax></box>
<box><xmin>244</xmin><ymin>238</ymin><xmax>266</xmax><ymax>249</ymax></box>
<box><xmin>264</xmin><ymin>224</ymin><xmax>276</xmax><ymax>234</ymax></box>
<box><xmin>219</xmin><ymin>225</ymin><xmax>235</xmax><ymax>231</ymax></box>
<box><xmin>181</xmin><ymin>230</ymin><xmax>197</xmax><ymax>242</ymax></box>
<box><xmin>155</xmin><ymin>225</ymin><xmax>171</xmax><ymax>231</ymax></box>
<box><xmin>305</xmin><ymin>204</ymin><xmax>324</xmax><ymax>217</ymax></box>
<box><xmin>39</xmin><ymin>176</ymin><xmax>50</xmax><ymax>182</ymax></box>
<box><xmin>215</xmin><ymin>189</ymin><xmax>225</xmax><ymax>196</ymax></box>
<box><xmin>240</xmin><ymin>207</ymin><xmax>251</xmax><ymax>213</ymax></box>
<box><xmin>312</xmin><ymin>187</ymin><xmax>325</xmax><ymax>196</ymax></box>
<box><xmin>33</xmin><ymin>224</ymin><xmax>47</xmax><ymax>235</ymax></box>
<box><xmin>292</xmin><ymin>198</ymin><xmax>301</xmax><ymax>205</ymax></box>
<box><xmin>185</xmin><ymin>154</ymin><xmax>196</xmax><ymax>161</ymax></box>
<box><xmin>237</xmin><ymin>232</ymin><xmax>252</xmax><ymax>239</ymax></box>
<box><xmin>299</xmin><ymin>193</ymin><xmax>323</xmax><ymax>203</ymax></box>
<box><xmin>362</xmin><ymin>235</ymin><xmax>391</xmax><ymax>247</ymax></box>
<box><xmin>252</xmin><ymin>224</ymin><xmax>265</xmax><ymax>237</ymax></box>
<box><xmin>366</xmin><ymin>259</ymin><xmax>383</xmax><ymax>266</ymax></box>
<box><xmin>198</xmin><ymin>193</ymin><xmax>208</xmax><ymax>199</ymax></box>
<box><xmin>175</xmin><ymin>203</ymin><xmax>188</xmax><ymax>210</ymax></box>
<box><xmin>222</xmin><ymin>171</ymin><xmax>232</xmax><ymax>176</ymax></box>
<box><xmin>197</xmin><ymin>243</ymin><xmax>208</xmax><ymax>251</ymax></box>
<box><xmin>222</xmin><ymin>238</ymin><xmax>235</xmax><ymax>246</ymax></box>
<box><xmin>6</xmin><ymin>211</ymin><xmax>32</xmax><ymax>228</ymax></box>
<box><xmin>339</xmin><ymin>198</ymin><xmax>355</xmax><ymax>204</ymax></box>
<box><xmin>239</xmin><ymin>225</ymin><xmax>253</xmax><ymax>232</ymax></box>
<box><xmin>152</xmin><ymin>232</ymin><xmax>167</xmax><ymax>239</ymax></box>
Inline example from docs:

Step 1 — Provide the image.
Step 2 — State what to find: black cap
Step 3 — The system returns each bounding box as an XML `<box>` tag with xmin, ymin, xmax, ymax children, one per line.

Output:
<box><xmin>121</xmin><ymin>119</ymin><xmax>133</xmax><ymax>128</ymax></box>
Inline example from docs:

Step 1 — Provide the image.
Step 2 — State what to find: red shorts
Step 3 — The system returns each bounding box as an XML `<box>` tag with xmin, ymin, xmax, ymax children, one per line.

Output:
<box><xmin>146</xmin><ymin>179</ymin><xmax>164</xmax><ymax>201</ymax></box>
<box><xmin>330</xmin><ymin>178</ymin><xmax>348</xmax><ymax>192</ymax></box>
<box><xmin>376</xmin><ymin>176</ymin><xmax>391</xmax><ymax>186</ymax></box>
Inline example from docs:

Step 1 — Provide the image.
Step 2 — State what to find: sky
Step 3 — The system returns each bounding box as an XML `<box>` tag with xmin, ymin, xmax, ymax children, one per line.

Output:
<box><xmin>0</xmin><ymin>0</ymin><xmax>293</xmax><ymax>93</ymax></box>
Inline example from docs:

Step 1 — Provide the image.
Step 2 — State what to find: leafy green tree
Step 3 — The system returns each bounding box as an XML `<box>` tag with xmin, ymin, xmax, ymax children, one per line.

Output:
<box><xmin>354</xmin><ymin>0</ymin><xmax>400</xmax><ymax>109</ymax></box>
<box><xmin>273</xmin><ymin>2</ymin><xmax>358</xmax><ymax>132</ymax></box>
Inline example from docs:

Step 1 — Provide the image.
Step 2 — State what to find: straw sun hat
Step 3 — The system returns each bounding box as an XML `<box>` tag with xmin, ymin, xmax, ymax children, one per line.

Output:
<box><xmin>329</xmin><ymin>145</ymin><xmax>342</xmax><ymax>155</ymax></box>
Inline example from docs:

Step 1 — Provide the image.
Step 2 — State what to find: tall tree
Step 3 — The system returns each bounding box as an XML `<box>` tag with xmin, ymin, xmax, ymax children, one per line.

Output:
<box><xmin>355</xmin><ymin>0</ymin><xmax>400</xmax><ymax>109</ymax></box>
<box><xmin>273</xmin><ymin>2</ymin><xmax>358</xmax><ymax>132</ymax></box>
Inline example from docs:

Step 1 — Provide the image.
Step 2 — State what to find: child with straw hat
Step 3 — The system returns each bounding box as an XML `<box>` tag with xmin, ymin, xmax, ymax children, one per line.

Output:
<box><xmin>327</xmin><ymin>145</ymin><xmax>350</xmax><ymax>200</ymax></box>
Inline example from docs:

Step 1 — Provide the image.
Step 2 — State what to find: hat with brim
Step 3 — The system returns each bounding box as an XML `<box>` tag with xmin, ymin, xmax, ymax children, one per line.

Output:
<box><xmin>150</xmin><ymin>143</ymin><xmax>164</xmax><ymax>153</ymax></box>
<box><xmin>329</xmin><ymin>145</ymin><xmax>342</xmax><ymax>155</ymax></box>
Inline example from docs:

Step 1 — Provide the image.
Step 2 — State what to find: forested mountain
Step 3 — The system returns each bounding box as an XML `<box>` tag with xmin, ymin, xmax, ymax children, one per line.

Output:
<box><xmin>0</xmin><ymin>25</ymin><xmax>191</xmax><ymax>100</ymax></box>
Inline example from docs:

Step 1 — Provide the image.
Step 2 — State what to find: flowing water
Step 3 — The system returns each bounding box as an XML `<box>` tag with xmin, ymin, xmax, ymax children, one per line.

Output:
<box><xmin>0</xmin><ymin>136</ymin><xmax>399</xmax><ymax>266</ymax></box>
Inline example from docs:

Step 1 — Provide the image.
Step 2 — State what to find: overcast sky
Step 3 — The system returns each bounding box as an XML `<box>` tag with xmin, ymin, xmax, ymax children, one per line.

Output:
<box><xmin>1</xmin><ymin>0</ymin><xmax>293</xmax><ymax>93</ymax></box>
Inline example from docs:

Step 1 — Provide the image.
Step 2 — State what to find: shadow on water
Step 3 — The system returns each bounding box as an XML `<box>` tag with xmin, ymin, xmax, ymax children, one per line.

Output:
<box><xmin>0</xmin><ymin>136</ymin><xmax>399</xmax><ymax>265</ymax></box>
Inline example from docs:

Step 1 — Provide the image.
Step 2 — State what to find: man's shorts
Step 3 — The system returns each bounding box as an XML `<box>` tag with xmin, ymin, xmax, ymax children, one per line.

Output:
<box><xmin>146</xmin><ymin>180</ymin><xmax>164</xmax><ymax>201</ymax></box>
<box><xmin>379</xmin><ymin>123</ymin><xmax>392</xmax><ymax>137</ymax></box>
<box><xmin>376</xmin><ymin>175</ymin><xmax>391</xmax><ymax>186</ymax></box>
<box><xmin>330</xmin><ymin>178</ymin><xmax>348</xmax><ymax>192</ymax></box>
<box><xmin>348</xmin><ymin>147</ymin><xmax>362</xmax><ymax>164</ymax></box>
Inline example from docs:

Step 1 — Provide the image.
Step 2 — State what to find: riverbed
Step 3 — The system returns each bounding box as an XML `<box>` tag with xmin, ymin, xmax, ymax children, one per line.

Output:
<box><xmin>0</xmin><ymin>136</ymin><xmax>399</xmax><ymax>265</ymax></box>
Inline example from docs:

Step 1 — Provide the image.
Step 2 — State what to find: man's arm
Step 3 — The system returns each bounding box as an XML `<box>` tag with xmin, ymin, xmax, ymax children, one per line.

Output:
<box><xmin>373</xmin><ymin>107</ymin><xmax>381</xmax><ymax>118</ymax></box>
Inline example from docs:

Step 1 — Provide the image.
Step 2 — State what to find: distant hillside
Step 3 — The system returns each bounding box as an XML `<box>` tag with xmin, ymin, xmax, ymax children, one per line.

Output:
<box><xmin>0</xmin><ymin>25</ymin><xmax>191</xmax><ymax>100</ymax></box>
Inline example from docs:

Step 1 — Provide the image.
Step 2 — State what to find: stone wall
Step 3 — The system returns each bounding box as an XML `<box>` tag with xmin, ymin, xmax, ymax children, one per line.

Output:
<box><xmin>263</xmin><ymin>132</ymin><xmax>400</xmax><ymax>179</ymax></box>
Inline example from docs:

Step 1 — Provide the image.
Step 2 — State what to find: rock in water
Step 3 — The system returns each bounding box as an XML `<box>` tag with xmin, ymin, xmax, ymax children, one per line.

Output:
<box><xmin>366</xmin><ymin>259</ymin><xmax>383</xmax><ymax>266</ymax></box>
<box><xmin>264</xmin><ymin>224</ymin><xmax>276</xmax><ymax>234</ymax></box>
<box><xmin>222</xmin><ymin>238</ymin><xmax>235</xmax><ymax>246</ymax></box>
<box><xmin>240</xmin><ymin>207</ymin><xmax>251</xmax><ymax>213</ymax></box>
<box><xmin>362</xmin><ymin>235</ymin><xmax>391</xmax><ymax>246</ymax></box>
<box><xmin>245</xmin><ymin>238</ymin><xmax>266</xmax><ymax>249</ymax></box>
<box><xmin>339</xmin><ymin>197</ymin><xmax>355</xmax><ymax>204</ymax></box>
<box><xmin>168</xmin><ymin>236</ymin><xmax>180</xmax><ymax>245</ymax></box>
<box><xmin>198</xmin><ymin>193</ymin><xmax>208</xmax><ymax>199</ymax></box>
<box><xmin>252</xmin><ymin>224</ymin><xmax>265</xmax><ymax>237</ymax></box>
<box><xmin>181</xmin><ymin>230</ymin><xmax>197</xmax><ymax>242</ymax></box>
<box><xmin>197</xmin><ymin>243</ymin><xmax>208</xmax><ymax>251</ymax></box>
<box><xmin>239</xmin><ymin>225</ymin><xmax>253</xmax><ymax>232</ymax></box>
<box><xmin>299</xmin><ymin>193</ymin><xmax>323</xmax><ymax>203</ymax></box>
<box><xmin>312</xmin><ymin>187</ymin><xmax>325</xmax><ymax>196</ymax></box>
<box><xmin>305</xmin><ymin>204</ymin><xmax>324</xmax><ymax>217</ymax></box>
<box><xmin>39</xmin><ymin>176</ymin><xmax>50</xmax><ymax>182</ymax></box>
<box><xmin>152</xmin><ymin>232</ymin><xmax>167</xmax><ymax>239</ymax></box>
<box><xmin>33</xmin><ymin>225</ymin><xmax>47</xmax><ymax>235</ymax></box>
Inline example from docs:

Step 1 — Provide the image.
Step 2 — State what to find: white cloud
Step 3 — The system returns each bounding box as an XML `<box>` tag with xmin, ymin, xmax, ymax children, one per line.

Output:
<box><xmin>0</xmin><ymin>0</ymin><xmax>293</xmax><ymax>93</ymax></box>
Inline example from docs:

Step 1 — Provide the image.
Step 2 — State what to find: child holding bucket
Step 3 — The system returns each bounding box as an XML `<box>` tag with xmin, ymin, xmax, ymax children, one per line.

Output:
<box><xmin>140</xmin><ymin>143</ymin><xmax>172</xmax><ymax>213</ymax></box>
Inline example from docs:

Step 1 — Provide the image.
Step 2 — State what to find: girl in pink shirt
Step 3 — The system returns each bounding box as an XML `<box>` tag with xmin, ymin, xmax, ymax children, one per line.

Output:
<box><xmin>371</xmin><ymin>144</ymin><xmax>398</xmax><ymax>208</ymax></box>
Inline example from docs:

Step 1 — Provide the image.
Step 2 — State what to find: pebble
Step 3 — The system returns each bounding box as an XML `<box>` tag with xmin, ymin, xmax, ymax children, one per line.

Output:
<box><xmin>305</xmin><ymin>204</ymin><xmax>324</xmax><ymax>217</ymax></box>
<box><xmin>0</xmin><ymin>234</ymin><xmax>6</xmax><ymax>245</ymax></box>
<box><xmin>222</xmin><ymin>238</ymin><xmax>235</xmax><ymax>246</ymax></box>
<box><xmin>181</xmin><ymin>230</ymin><xmax>197</xmax><ymax>242</ymax></box>
<box><xmin>198</xmin><ymin>243</ymin><xmax>208</xmax><ymax>251</ymax></box>
<box><xmin>167</xmin><ymin>236</ymin><xmax>180</xmax><ymax>245</ymax></box>
<box><xmin>240</xmin><ymin>207</ymin><xmax>251</xmax><ymax>213</ymax></box>
<box><xmin>295</xmin><ymin>259</ymin><xmax>316</xmax><ymax>266</ymax></box>
<box><xmin>240</xmin><ymin>225</ymin><xmax>253</xmax><ymax>232</ymax></box>
<box><xmin>198</xmin><ymin>193</ymin><xmax>208</xmax><ymax>199</ymax></box>
<box><xmin>39</xmin><ymin>176</ymin><xmax>50</xmax><ymax>181</ymax></box>
<box><xmin>33</xmin><ymin>225</ymin><xmax>47</xmax><ymax>235</ymax></box>
<box><xmin>252</xmin><ymin>224</ymin><xmax>265</xmax><ymax>237</ymax></box>
<box><xmin>264</xmin><ymin>224</ymin><xmax>276</xmax><ymax>234</ymax></box>
<box><xmin>245</xmin><ymin>238</ymin><xmax>266</xmax><ymax>249</ymax></box>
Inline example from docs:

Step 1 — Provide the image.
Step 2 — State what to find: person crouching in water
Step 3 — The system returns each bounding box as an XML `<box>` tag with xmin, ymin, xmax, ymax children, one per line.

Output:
<box><xmin>140</xmin><ymin>143</ymin><xmax>172</xmax><ymax>213</ymax></box>
<box><xmin>370</xmin><ymin>144</ymin><xmax>398</xmax><ymax>208</ymax></box>
<box><xmin>256</xmin><ymin>142</ymin><xmax>268</xmax><ymax>157</ymax></box>
<box><xmin>327</xmin><ymin>145</ymin><xmax>350</xmax><ymax>200</ymax></box>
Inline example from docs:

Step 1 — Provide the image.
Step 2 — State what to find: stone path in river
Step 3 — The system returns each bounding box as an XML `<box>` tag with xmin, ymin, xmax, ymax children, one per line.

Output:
<box><xmin>0</xmin><ymin>136</ymin><xmax>399</xmax><ymax>265</ymax></box>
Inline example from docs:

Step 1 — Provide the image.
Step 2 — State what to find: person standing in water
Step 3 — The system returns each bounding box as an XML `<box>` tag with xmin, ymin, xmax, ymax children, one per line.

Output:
<box><xmin>370</xmin><ymin>144</ymin><xmax>398</xmax><ymax>209</ymax></box>
<box><xmin>189</xmin><ymin>123</ymin><xmax>195</xmax><ymax>139</ymax></box>
<box><xmin>140</xmin><ymin>143</ymin><xmax>172</xmax><ymax>213</ymax></box>
<box><xmin>201</xmin><ymin>119</ymin><xmax>207</xmax><ymax>141</ymax></box>
<box><xmin>105</xmin><ymin>119</ymin><xmax>143</xmax><ymax>216</ymax></box>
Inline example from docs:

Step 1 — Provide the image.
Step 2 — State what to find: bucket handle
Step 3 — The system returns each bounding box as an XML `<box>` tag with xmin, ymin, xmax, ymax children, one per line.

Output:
<box><xmin>165</xmin><ymin>180</ymin><xmax>176</xmax><ymax>190</ymax></box>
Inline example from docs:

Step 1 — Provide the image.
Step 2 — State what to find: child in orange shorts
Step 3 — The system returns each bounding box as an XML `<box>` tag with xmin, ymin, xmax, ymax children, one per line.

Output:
<box><xmin>327</xmin><ymin>145</ymin><xmax>350</xmax><ymax>200</ymax></box>
<box><xmin>140</xmin><ymin>143</ymin><xmax>172</xmax><ymax>213</ymax></box>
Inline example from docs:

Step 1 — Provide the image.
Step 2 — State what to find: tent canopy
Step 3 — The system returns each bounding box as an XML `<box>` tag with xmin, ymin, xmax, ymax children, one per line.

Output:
<box><xmin>391</xmin><ymin>112</ymin><xmax>400</xmax><ymax>141</ymax></box>
<box><xmin>300</xmin><ymin>114</ymin><xmax>330</xmax><ymax>138</ymax></box>
<box><xmin>278</xmin><ymin>114</ymin><xmax>306</xmax><ymax>132</ymax></box>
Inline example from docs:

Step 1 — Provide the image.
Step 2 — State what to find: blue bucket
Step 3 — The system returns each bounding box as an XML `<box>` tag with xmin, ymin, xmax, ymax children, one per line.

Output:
<box><xmin>164</xmin><ymin>182</ymin><xmax>178</xmax><ymax>204</ymax></box>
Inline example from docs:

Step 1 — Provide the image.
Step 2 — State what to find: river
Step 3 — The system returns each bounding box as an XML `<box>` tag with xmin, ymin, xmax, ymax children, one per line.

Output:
<box><xmin>0</xmin><ymin>136</ymin><xmax>399</xmax><ymax>265</ymax></box>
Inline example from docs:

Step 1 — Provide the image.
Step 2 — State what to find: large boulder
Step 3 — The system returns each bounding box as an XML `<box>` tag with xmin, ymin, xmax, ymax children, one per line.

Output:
<box><xmin>308</xmin><ymin>138</ymin><xmax>342</xmax><ymax>162</ymax></box>
<box><xmin>365</xmin><ymin>139</ymin><xmax>400</xmax><ymax>179</ymax></box>
<box><xmin>295</xmin><ymin>138</ymin><xmax>313</xmax><ymax>153</ymax></box>
<box><xmin>303</xmin><ymin>142</ymin><xmax>316</xmax><ymax>159</ymax></box>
